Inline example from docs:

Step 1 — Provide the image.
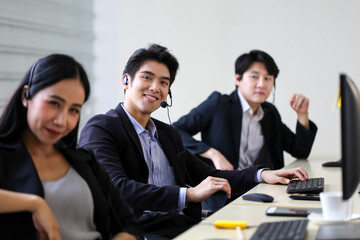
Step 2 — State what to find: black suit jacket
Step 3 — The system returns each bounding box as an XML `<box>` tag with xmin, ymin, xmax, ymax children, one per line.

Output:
<box><xmin>0</xmin><ymin>139</ymin><xmax>144</xmax><ymax>240</ymax></box>
<box><xmin>173</xmin><ymin>91</ymin><xmax>318</xmax><ymax>170</ymax></box>
<box><xmin>78</xmin><ymin>103</ymin><xmax>260</xmax><ymax>222</ymax></box>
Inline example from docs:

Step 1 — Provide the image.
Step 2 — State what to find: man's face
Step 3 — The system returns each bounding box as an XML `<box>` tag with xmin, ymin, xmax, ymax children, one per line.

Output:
<box><xmin>235</xmin><ymin>62</ymin><xmax>274</xmax><ymax>111</ymax></box>
<box><xmin>123</xmin><ymin>60</ymin><xmax>170</xmax><ymax>119</ymax></box>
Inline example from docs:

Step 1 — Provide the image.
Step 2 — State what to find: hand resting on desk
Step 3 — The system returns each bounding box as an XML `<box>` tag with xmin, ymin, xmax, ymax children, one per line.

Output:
<box><xmin>261</xmin><ymin>167</ymin><xmax>309</xmax><ymax>184</ymax></box>
<box><xmin>185</xmin><ymin>168</ymin><xmax>308</xmax><ymax>203</ymax></box>
<box><xmin>186</xmin><ymin>176</ymin><xmax>231</xmax><ymax>202</ymax></box>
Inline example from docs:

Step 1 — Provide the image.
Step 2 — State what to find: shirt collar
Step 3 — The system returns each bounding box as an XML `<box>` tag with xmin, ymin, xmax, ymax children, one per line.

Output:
<box><xmin>121</xmin><ymin>104</ymin><xmax>158</xmax><ymax>139</ymax></box>
<box><xmin>237</xmin><ymin>91</ymin><xmax>251</xmax><ymax>113</ymax></box>
<box><xmin>237</xmin><ymin>91</ymin><xmax>264</xmax><ymax>119</ymax></box>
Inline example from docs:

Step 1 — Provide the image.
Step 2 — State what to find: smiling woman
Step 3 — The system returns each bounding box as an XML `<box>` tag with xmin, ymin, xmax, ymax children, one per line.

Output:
<box><xmin>0</xmin><ymin>54</ymin><xmax>144</xmax><ymax>240</ymax></box>
<box><xmin>22</xmin><ymin>78</ymin><xmax>85</xmax><ymax>148</ymax></box>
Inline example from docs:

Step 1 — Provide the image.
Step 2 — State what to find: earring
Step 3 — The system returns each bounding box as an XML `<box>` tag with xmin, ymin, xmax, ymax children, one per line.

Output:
<box><xmin>23</xmin><ymin>101</ymin><xmax>27</xmax><ymax>107</ymax></box>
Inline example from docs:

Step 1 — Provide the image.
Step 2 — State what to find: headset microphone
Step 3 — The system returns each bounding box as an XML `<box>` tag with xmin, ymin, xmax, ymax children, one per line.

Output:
<box><xmin>161</xmin><ymin>89</ymin><xmax>173</xmax><ymax>125</ymax></box>
<box><xmin>160</xmin><ymin>89</ymin><xmax>172</xmax><ymax>108</ymax></box>
<box><xmin>160</xmin><ymin>101</ymin><xmax>168</xmax><ymax>108</ymax></box>
<box><xmin>272</xmin><ymin>85</ymin><xmax>276</xmax><ymax>104</ymax></box>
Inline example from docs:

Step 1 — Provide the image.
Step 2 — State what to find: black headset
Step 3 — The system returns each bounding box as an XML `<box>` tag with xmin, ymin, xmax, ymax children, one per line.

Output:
<box><xmin>124</xmin><ymin>73</ymin><xmax>173</xmax><ymax>122</ymax></box>
<box><xmin>160</xmin><ymin>89</ymin><xmax>172</xmax><ymax>108</ymax></box>
<box><xmin>124</xmin><ymin>74</ymin><xmax>172</xmax><ymax>107</ymax></box>
<box><xmin>161</xmin><ymin>89</ymin><xmax>173</xmax><ymax>125</ymax></box>
<box><xmin>25</xmin><ymin>60</ymin><xmax>40</xmax><ymax>99</ymax></box>
<box><xmin>124</xmin><ymin>75</ymin><xmax>128</xmax><ymax>85</ymax></box>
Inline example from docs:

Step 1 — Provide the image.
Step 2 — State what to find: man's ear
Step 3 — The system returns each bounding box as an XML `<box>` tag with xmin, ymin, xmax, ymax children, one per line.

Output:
<box><xmin>235</xmin><ymin>74</ymin><xmax>242</xmax><ymax>88</ymax></box>
<box><xmin>122</xmin><ymin>74</ymin><xmax>129</xmax><ymax>90</ymax></box>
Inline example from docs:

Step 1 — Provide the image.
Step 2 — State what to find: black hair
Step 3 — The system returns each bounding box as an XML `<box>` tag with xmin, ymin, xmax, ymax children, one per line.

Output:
<box><xmin>123</xmin><ymin>44</ymin><xmax>179</xmax><ymax>86</ymax></box>
<box><xmin>235</xmin><ymin>50</ymin><xmax>280</xmax><ymax>85</ymax></box>
<box><xmin>0</xmin><ymin>54</ymin><xmax>90</xmax><ymax>147</ymax></box>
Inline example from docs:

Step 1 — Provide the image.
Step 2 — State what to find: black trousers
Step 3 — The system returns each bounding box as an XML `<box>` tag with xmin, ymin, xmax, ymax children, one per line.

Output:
<box><xmin>142</xmin><ymin>213</ymin><xmax>198</xmax><ymax>240</ymax></box>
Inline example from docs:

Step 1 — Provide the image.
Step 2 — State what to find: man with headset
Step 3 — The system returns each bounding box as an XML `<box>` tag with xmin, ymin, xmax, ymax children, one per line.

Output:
<box><xmin>79</xmin><ymin>44</ymin><xmax>310</xmax><ymax>240</ymax></box>
<box><xmin>173</xmin><ymin>50</ymin><xmax>317</xmax><ymax>172</ymax></box>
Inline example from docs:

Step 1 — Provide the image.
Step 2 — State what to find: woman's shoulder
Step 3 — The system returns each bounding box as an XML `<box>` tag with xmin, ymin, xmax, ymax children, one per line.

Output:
<box><xmin>0</xmin><ymin>139</ymin><xmax>27</xmax><ymax>161</ymax></box>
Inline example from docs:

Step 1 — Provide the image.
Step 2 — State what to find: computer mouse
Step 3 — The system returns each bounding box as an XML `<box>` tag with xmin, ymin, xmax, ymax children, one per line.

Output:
<box><xmin>322</xmin><ymin>159</ymin><xmax>342</xmax><ymax>167</ymax></box>
<box><xmin>242</xmin><ymin>193</ymin><xmax>274</xmax><ymax>202</ymax></box>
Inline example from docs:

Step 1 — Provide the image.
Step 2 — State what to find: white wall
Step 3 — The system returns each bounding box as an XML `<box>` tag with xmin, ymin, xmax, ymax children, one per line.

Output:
<box><xmin>94</xmin><ymin>0</ymin><xmax>360</xmax><ymax>161</ymax></box>
<box><xmin>0</xmin><ymin>0</ymin><xmax>94</xmax><ymax>127</ymax></box>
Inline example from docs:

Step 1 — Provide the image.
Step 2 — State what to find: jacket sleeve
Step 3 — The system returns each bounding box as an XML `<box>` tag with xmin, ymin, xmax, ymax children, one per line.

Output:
<box><xmin>173</xmin><ymin>91</ymin><xmax>222</xmax><ymax>155</ymax></box>
<box><xmin>171</xmin><ymin>130</ymin><xmax>260</xmax><ymax>199</ymax></box>
<box><xmin>281</xmin><ymin>120</ymin><xmax>318</xmax><ymax>159</ymax></box>
<box><xmin>88</xmin><ymin>157</ymin><xmax>145</xmax><ymax>240</ymax></box>
<box><xmin>261</xmin><ymin>103</ymin><xmax>318</xmax><ymax>169</ymax></box>
<box><xmin>78</xmin><ymin>115</ymin><xmax>180</xmax><ymax>217</ymax></box>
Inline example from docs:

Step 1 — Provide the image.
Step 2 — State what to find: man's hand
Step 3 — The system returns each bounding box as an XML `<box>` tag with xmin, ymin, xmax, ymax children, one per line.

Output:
<box><xmin>289</xmin><ymin>93</ymin><xmax>310</xmax><ymax>129</ymax></box>
<box><xmin>261</xmin><ymin>167</ymin><xmax>309</xmax><ymax>184</ymax></box>
<box><xmin>200</xmin><ymin>148</ymin><xmax>234</xmax><ymax>170</ymax></box>
<box><xmin>186</xmin><ymin>176</ymin><xmax>231</xmax><ymax>203</ymax></box>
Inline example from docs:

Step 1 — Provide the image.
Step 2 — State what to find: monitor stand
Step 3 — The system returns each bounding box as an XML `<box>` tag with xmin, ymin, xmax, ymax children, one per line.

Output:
<box><xmin>322</xmin><ymin>159</ymin><xmax>342</xmax><ymax>167</ymax></box>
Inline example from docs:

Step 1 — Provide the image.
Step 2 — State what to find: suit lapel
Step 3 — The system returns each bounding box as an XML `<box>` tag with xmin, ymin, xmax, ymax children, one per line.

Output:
<box><xmin>56</xmin><ymin>143</ymin><xmax>109</xmax><ymax>236</ymax></box>
<box><xmin>57</xmin><ymin>144</ymin><xmax>97</xmax><ymax>195</ymax></box>
<box><xmin>260</xmin><ymin>104</ymin><xmax>272</xmax><ymax>147</ymax></box>
<box><xmin>230</xmin><ymin>91</ymin><xmax>242</xmax><ymax>168</ymax></box>
<box><xmin>1</xmin><ymin>140</ymin><xmax>44</xmax><ymax>196</ymax></box>
<box><xmin>114</xmin><ymin>104</ymin><xmax>151</xmax><ymax>181</ymax></box>
<box><xmin>115</xmin><ymin>104</ymin><xmax>187</xmax><ymax>185</ymax></box>
<box><xmin>115</xmin><ymin>104</ymin><xmax>146</xmax><ymax>161</ymax></box>
<box><xmin>156</xmin><ymin>123</ymin><xmax>187</xmax><ymax>186</ymax></box>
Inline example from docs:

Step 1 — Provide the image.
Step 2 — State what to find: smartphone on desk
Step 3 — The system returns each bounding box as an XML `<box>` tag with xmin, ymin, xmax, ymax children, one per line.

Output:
<box><xmin>288</xmin><ymin>193</ymin><xmax>320</xmax><ymax>201</ymax></box>
<box><xmin>266</xmin><ymin>206</ymin><xmax>322</xmax><ymax>217</ymax></box>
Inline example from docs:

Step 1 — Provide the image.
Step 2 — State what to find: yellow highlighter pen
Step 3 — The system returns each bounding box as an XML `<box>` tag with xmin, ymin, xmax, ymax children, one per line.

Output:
<box><xmin>214</xmin><ymin>220</ymin><xmax>247</xmax><ymax>229</ymax></box>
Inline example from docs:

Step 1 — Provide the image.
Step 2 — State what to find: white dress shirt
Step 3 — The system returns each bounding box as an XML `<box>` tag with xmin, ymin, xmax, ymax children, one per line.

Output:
<box><xmin>238</xmin><ymin>92</ymin><xmax>265</xmax><ymax>170</ymax></box>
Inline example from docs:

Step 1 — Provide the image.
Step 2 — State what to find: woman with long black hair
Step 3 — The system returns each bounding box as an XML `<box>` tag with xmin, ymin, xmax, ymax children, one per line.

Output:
<box><xmin>0</xmin><ymin>54</ymin><xmax>144</xmax><ymax>240</ymax></box>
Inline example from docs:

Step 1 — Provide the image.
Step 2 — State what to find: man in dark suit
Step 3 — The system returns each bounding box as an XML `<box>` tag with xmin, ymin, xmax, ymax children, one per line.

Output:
<box><xmin>173</xmin><ymin>50</ymin><xmax>317</xmax><ymax>171</ymax></box>
<box><xmin>79</xmin><ymin>44</ymin><xmax>310</xmax><ymax>240</ymax></box>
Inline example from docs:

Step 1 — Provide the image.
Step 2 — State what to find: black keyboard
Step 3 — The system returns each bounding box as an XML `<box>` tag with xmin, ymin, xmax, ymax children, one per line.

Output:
<box><xmin>286</xmin><ymin>177</ymin><xmax>324</xmax><ymax>193</ymax></box>
<box><xmin>251</xmin><ymin>219</ymin><xmax>308</xmax><ymax>240</ymax></box>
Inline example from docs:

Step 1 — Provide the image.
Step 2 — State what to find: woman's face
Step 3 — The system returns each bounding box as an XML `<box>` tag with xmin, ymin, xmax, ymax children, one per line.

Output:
<box><xmin>22</xmin><ymin>77</ymin><xmax>85</xmax><ymax>146</ymax></box>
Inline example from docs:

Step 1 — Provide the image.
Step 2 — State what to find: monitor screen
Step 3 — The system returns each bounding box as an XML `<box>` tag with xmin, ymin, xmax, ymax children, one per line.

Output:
<box><xmin>341</xmin><ymin>74</ymin><xmax>360</xmax><ymax>200</ymax></box>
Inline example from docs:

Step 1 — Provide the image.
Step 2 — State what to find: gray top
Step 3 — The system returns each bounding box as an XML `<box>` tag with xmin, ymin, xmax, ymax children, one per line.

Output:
<box><xmin>42</xmin><ymin>167</ymin><xmax>101</xmax><ymax>240</ymax></box>
<box><xmin>238</xmin><ymin>92</ymin><xmax>264</xmax><ymax>170</ymax></box>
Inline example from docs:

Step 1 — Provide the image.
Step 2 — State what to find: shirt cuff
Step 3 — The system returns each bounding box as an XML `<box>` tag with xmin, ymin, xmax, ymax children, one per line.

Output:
<box><xmin>178</xmin><ymin>187</ymin><xmax>187</xmax><ymax>211</ymax></box>
<box><xmin>256</xmin><ymin>168</ymin><xmax>270</xmax><ymax>183</ymax></box>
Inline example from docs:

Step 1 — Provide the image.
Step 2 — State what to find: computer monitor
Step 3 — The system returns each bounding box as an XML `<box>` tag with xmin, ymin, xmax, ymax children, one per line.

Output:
<box><xmin>340</xmin><ymin>74</ymin><xmax>360</xmax><ymax>200</ymax></box>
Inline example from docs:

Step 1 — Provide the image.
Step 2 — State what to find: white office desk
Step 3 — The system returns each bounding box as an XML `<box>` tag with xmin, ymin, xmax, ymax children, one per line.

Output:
<box><xmin>175</xmin><ymin>158</ymin><xmax>360</xmax><ymax>240</ymax></box>
<box><xmin>230</xmin><ymin>158</ymin><xmax>342</xmax><ymax>207</ymax></box>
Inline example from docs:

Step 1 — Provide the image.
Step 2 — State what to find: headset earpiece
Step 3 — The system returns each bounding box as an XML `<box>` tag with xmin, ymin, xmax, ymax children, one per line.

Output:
<box><xmin>25</xmin><ymin>89</ymin><xmax>30</xmax><ymax>100</ymax></box>
<box><xmin>25</xmin><ymin>60</ymin><xmax>40</xmax><ymax>99</ymax></box>
<box><xmin>124</xmin><ymin>75</ymin><xmax>128</xmax><ymax>85</ymax></box>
